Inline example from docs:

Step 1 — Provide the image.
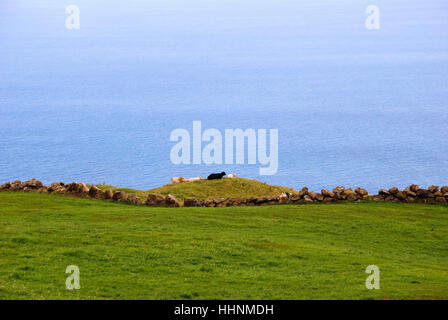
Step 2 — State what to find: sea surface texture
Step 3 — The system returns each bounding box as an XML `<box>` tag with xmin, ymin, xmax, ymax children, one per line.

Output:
<box><xmin>0</xmin><ymin>0</ymin><xmax>447</xmax><ymax>192</ymax></box>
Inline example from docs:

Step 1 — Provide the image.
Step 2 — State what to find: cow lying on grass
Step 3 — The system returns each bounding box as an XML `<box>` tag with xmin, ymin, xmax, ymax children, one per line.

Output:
<box><xmin>171</xmin><ymin>176</ymin><xmax>201</xmax><ymax>184</ymax></box>
<box><xmin>207</xmin><ymin>172</ymin><xmax>226</xmax><ymax>180</ymax></box>
<box><xmin>171</xmin><ymin>177</ymin><xmax>187</xmax><ymax>184</ymax></box>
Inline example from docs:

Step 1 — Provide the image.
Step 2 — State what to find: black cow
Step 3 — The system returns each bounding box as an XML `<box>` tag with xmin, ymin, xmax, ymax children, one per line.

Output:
<box><xmin>207</xmin><ymin>172</ymin><xmax>226</xmax><ymax>180</ymax></box>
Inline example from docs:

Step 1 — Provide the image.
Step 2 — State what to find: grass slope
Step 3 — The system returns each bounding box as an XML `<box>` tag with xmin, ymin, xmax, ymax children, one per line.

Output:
<box><xmin>0</xmin><ymin>192</ymin><xmax>447</xmax><ymax>300</ymax></box>
<box><xmin>96</xmin><ymin>177</ymin><xmax>298</xmax><ymax>201</ymax></box>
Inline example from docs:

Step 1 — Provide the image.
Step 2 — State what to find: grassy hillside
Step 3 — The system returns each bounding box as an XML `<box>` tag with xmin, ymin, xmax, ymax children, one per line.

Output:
<box><xmin>96</xmin><ymin>177</ymin><xmax>298</xmax><ymax>201</ymax></box>
<box><xmin>0</xmin><ymin>192</ymin><xmax>447</xmax><ymax>299</ymax></box>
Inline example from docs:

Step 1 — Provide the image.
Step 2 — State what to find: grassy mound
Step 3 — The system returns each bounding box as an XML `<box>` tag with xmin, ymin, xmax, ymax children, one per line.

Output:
<box><xmin>1</xmin><ymin>192</ymin><xmax>447</xmax><ymax>299</ymax></box>
<box><xmin>96</xmin><ymin>177</ymin><xmax>297</xmax><ymax>201</ymax></box>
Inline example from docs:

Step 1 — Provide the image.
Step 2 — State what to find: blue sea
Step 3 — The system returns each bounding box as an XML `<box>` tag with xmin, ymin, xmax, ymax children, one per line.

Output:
<box><xmin>1</xmin><ymin>0</ymin><xmax>447</xmax><ymax>192</ymax></box>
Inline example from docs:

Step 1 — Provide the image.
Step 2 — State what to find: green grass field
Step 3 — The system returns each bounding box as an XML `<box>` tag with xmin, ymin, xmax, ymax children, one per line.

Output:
<box><xmin>0</xmin><ymin>192</ymin><xmax>447</xmax><ymax>300</ymax></box>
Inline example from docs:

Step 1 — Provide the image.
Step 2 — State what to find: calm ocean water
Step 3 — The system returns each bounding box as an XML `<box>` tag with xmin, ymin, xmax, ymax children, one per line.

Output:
<box><xmin>0</xmin><ymin>0</ymin><xmax>447</xmax><ymax>192</ymax></box>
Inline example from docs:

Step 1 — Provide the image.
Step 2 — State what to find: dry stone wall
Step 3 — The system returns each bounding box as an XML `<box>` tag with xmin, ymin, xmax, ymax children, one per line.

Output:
<box><xmin>1</xmin><ymin>178</ymin><xmax>447</xmax><ymax>208</ymax></box>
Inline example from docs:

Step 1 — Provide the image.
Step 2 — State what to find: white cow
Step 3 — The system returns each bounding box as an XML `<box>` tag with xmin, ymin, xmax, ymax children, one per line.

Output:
<box><xmin>226</xmin><ymin>173</ymin><xmax>237</xmax><ymax>178</ymax></box>
<box><xmin>188</xmin><ymin>176</ymin><xmax>201</xmax><ymax>182</ymax></box>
